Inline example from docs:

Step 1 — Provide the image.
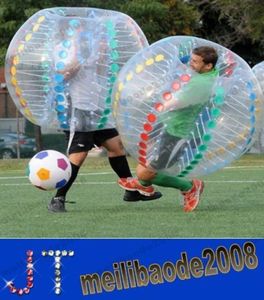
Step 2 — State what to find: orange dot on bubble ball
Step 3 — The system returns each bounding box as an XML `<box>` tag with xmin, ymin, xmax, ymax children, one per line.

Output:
<box><xmin>143</xmin><ymin>123</ymin><xmax>153</xmax><ymax>132</ymax></box>
<box><xmin>172</xmin><ymin>81</ymin><xmax>181</xmax><ymax>91</ymax></box>
<box><xmin>147</xmin><ymin>113</ymin><xmax>157</xmax><ymax>123</ymax></box>
<box><xmin>140</xmin><ymin>133</ymin><xmax>149</xmax><ymax>141</ymax></box>
<box><xmin>154</xmin><ymin>103</ymin><xmax>164</xmax><ymax>112</ymax></box>
<box><xmin>19</xmin><ymin>98</ymin><xmax>27</xmax><ymax>107</ymax></box>
<box><xmin>139</xmin><ymin>149</ymin><xmax>146</xmax><ymax>156</ymax></box>
<box><xmin>163</xmin><ymin>91</ymin><xmax>172</xmax><ymax>101</ymax></box>
<box><xmin>15</xmin><ymin>87</ymin><xmax>22</xmax><ymax>97</ymax></box>
<box><xmin>180</xmin><ymin>74</ymin><xmax>191</xmax><ymax>82</ymax></box>
<box><xmin>139</xmin><ymin>142</ymin><xmax>147</xmax><ymax>149</ymax></box>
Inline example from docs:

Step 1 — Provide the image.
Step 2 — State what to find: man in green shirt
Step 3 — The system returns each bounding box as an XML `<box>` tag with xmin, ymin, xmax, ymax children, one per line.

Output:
<box><xmin>152</xmin><ymin>64</ymin><xmax>218</xmax><ymax>170</ymax></box>
<box><xmin>118</xmin><ymin>46</ymin><xmax>219</xmax><ymax>212</ymax></box>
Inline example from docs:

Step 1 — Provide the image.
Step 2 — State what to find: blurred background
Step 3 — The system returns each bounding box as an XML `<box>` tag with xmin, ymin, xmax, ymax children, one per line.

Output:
<box><xmin>1</xmin><ymin>0</ymin><xmax>264</xmax><ymax>158</ymax></box>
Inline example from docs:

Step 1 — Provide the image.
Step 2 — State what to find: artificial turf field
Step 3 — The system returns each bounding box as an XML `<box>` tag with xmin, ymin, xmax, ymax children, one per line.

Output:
<box><xmin>0</xmin><ymin>154</ymin><xmax>263</xmax><ymax>238</ymax></box>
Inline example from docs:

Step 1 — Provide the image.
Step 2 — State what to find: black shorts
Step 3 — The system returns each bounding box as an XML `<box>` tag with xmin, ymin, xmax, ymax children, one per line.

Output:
<box><xmin>65</xmin><ymin>129</ymin><xmax>119</xmax><ymax>154</ymax></box>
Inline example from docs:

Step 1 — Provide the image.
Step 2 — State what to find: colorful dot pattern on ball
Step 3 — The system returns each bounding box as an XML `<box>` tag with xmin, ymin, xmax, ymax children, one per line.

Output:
<box><xmin>6</xmin><ymin>8</ymin><xmax>148</xmax><ymax>132</ymax></box>
<box><xmin>113</xmin><ymin>36</ymin><xmax>264</xmax><ymax>178</ymax></box>
<box><xmin>9</xmin><ymin>15</ymin><xmax>46</xmax><ymax>125</ymax></box>
<box><xmin>35</xmin><ymin>151</ymin><xmax>48</xmax><ymax>159</ymax></box>
<box><xmin>96</xmin><ymin>20</ymin><xmax>120</xmax><ymax>130</ymax></box>
<box><xmin>57</xmin><ymin>158</ymin><xmax>68</xmax><ymax>171</ymax></box>
<box><xmin>116</xmin><ymin>54</ymin><xmax>166</xmax><ymax>165</ymax></box>
<box><xmin>37</xmin><ymin>168</ymin><xmax>50</xmax><ymax>180</ymax></box>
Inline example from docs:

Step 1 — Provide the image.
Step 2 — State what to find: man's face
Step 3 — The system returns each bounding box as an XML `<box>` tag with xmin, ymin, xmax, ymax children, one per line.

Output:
<box><xmin>189</xmin><ymin>53</ymin><xmax>212</xmax><ymax>73</ymax></box>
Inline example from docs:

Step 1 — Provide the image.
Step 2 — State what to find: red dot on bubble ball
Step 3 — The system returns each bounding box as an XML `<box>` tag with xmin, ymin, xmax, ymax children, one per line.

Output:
<box><xmin>172</xmin><ymin>81</ymin><xmax>181</xmax><ymax>91</ymax></box>
<box><xmin>143</xmin><ymin>123</ymin><xmax>153</xmax><ymax>132</ymax></box>
<box><xmin>140</xmin><ymin>133</ymin><xmax>149</xmax><ymax>141</ymax></box>
<box><xmin>180</xmin><ymin>74</ymin><xmax>191</xmax><ymax>82</ymax></box>
<box><xmin>225</xmin><ymin>68</ymin><xmax>233</xmax><ymax>76</ymax></box>
<box><xmin>163</xmin><ymin>91</ymin><xmax>172</xmax><ymax>101</ymax></box>
<box><xmin>139</xmin><ymin>142</ymin><xmax>147</xmax><ymax>149</ymax></box>
<box><xmin>139</xmin><ymin>149</ymin><xmax>146</xmax><ymax>156</ymax></box>
<box><xmin>139</xmin><ymin>156</ymin><xmax>147</xmax><ymax>164</ymax></box>
<box><xmin>147</xmin><ymin>113</ymin><xmax>157</xmax><ymax>123</ymax></box>
<box><xmin>154</xmin><ymin>103</ymin><xmax>164</xmax><ymax>112</ymax></box>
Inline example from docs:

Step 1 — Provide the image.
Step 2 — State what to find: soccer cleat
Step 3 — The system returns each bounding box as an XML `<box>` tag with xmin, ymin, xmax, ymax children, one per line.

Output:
<box><xmin>123</xmin><ymin>190</ymin><xmax>162</xmax><ymax>202</ymax></box>
<box><xmin>181</xmin><ymin>179</ymin><xmax>204</xmax><ymax>212</ymax></box>
<box><xmin>48</xmin><ymin>196</ymin><xmax>66</xmax><ymax>213</ymax></box>
<box><xmin>118</xmin><ymin>177</ymin><xmax>155</xmax><ymax>196</ymax></box>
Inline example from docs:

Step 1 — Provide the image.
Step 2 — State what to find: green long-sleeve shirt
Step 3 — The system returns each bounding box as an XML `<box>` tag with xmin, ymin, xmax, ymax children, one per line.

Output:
<box><xmin>163</xmin><ymin>69</ymin><xmax>218</xmax><ymax>138</ymax></box>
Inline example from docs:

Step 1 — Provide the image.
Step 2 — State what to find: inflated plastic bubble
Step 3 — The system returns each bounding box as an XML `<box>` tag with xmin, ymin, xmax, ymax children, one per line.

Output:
<box><xmin>253</xmin><ymin>61</ymin><xmax>264</xmax><ymax>93</ymax></box>
<box><xmin>5</xmin><ymin>7</ymin><xmax>148</xmax><ymax>131</ymax></box>
<box><xmin>113</xmin><ymin>36</ymin><xmax>264</xmax><ymax>178</ymax></box>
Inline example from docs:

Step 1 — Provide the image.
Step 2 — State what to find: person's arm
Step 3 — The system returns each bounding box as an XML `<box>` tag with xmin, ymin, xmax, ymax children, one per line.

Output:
<box><xmin>163</xmin><ymin>74</ymin><xmax>215</xmax><ymax>111</ymax></box>
<box><xmin>59</xmin><ymin>61</ymin><xmax>81</xmax><ymax>80</ymax></box>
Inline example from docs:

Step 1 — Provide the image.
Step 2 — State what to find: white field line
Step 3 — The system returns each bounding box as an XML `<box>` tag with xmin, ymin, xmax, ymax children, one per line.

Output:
<box><xmin>0</xmin><ymin>165</ymin><xmax>264</xmax><ymax>180</ymax></box>
<box><xmin>205</xmin><ymin>180</ymin><xmax>262</xmax><ymax>183</ymax></box>
<box><xmin>0</xmin><ymin>180</ymin><xmax>263</xmax><ymax>187</ymax></box>
<box><xmin>224</xmin><ymin>166</ymin><xmax>264</xmax><ymax>169</ymax></box>
<box><xmin>0</xmin><ymin>181</ymin><xmax>116</xmax><ymax>186</ymax></box>
<box><xmin>0</xmin><ymin>172</ymin><xmax>113</xmax><ymax>180</ymax></box>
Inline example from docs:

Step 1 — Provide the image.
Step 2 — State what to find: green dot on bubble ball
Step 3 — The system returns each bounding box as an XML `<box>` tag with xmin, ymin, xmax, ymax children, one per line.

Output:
<box><xmin>41</xmin><ymin>62</ymin><xmax>50</xmax><ymax>69</ymax></box>
<box><xmin>43</xmin><ymin>85</ymin><xmax>50</xmax><ymax>93</ymax></box>
<box><xmin>100</xmin><ymin>117</ymin><xmax>108</xmax><ymax>124</ymax></box>
<box><xmin>198</xmin><ymin>144</ymin><xmax>207</xmax><ymax>152</ymax></box>
<box><xmin>106</xmin><ymin>97</ymin><xmax>111</xmax><ymax>104</ymax></box>
<box><xmin>111</xmin><ymin>51</ymin><xmax>119</xmax><ymax>60</ymax></box>
<box><xmin>191</xmin><ymin>160</ymin><xmax>199</xmax><ymax>165</ymax></box>
<box><xmin>109</xmin><ymin>76</ymin><xmax>116</xmax><ymax>83</ymax></box>
<box><xmin>42</xmin><ymin>75</ymin><xmax>50</xmax><ymax>82</ymax></box>
<box><xmin>106</xmin><ymin>21</ymin><xmax>114</xmax><ymax>30</ymax></box>
<box><xmin>182</xmin><ymin>170</ymin><xmax>189</xmax><ymax>175</ymax></box>
<box><xmin>110</xmin><ymin>40</ymin><xmax>118</xmax><ymax>49</ymax></box>
<box><xmin>215</xmin><ymin>86</ymin><xmax>225</xmax><ymax>96</ymax></box>
<box><xmin>111</xmin><ymin>64</ymin><xmax>120</xmax><ymax>72</ymax></box>
<box><xmin>103</xmin><ymin>108</ymin><xmax>111</xmax><ymax>115</ymax></box>
<box><xmin>108</xmin><ymin>29</ymin><xmax>116</xmax><ymax>38</ymax></box>
<box><xmin>177</xmin><ymin>174</ymin><xmax>184</xmax><ymax>178</ymax></box>
<box><xmin>203</xmin><ymin>134</ymin><xmax>212</xmax><ymax>143</ymax></box>
<box><xmin>207</xmin><ymin>120</ymin><xmax>216</xmax><ymax>129</ymax></box>
<box><xmin>214</xmin><ymin>95</ymin><xmax>224</xmax><ymax>105</ymax></box>
<box><xmin>211</xmin><ymin>108</ymin><xmax>221</xmax><ymax>118</ymax></box>
<box><xmin>97</xmin><ymin>124</ymin><xmax>104</xmax><ymax>129</ymax></box>
<box><xmin>108</xmin><ymin>88</ymin><xmax>113</xmax><ymax>95</ymax></box>
<box><xmin>186</xmin><ymin>165</ymin><xmax>194</xmax><ymax>170</ymax></box>
<box><xmin>195</xmin><ymin>153</ymin><xmax>203</xmax><ymax>160</ymax></box>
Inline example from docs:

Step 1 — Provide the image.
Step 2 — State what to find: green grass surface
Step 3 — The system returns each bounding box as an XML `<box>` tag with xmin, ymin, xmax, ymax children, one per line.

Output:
<box><xmin>0</xmin><ymin>154</ymin><xmax>263</xmax><ymax>238</ymax></box>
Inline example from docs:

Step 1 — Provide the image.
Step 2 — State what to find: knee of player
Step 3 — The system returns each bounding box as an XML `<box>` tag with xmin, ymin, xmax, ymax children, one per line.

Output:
<box><xmin>69</xmin><ymin>152</ymin><xmax>87</xmax><ymax>166</ymax></box>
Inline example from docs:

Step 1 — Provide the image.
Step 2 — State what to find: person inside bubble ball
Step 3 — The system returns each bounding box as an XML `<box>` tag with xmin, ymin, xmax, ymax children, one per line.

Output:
<box><xmin>118</xmin><ymin>46</ymin><xmax>219</xmax><ymax>212</ymax></box>
<box><xmin>48</xmin><ymin>22</ymin><xmax>162</xmax><ymax>212</ymax></box>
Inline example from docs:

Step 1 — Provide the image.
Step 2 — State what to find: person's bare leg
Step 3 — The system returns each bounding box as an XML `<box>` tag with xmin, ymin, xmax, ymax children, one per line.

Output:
<box><xmin>102</xmin><ymin>135</ymin><xmax>126</xmax><ymax>157</ymax></box>
<box><xmin>136</xmin><ymin>164</ymin><xmax>156</xmax><ymax>181</ymax></box>
<box><xmin>68</xmin><ymin>151</ymin><xmax>88</xmax><ymax>166</ymax></box>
